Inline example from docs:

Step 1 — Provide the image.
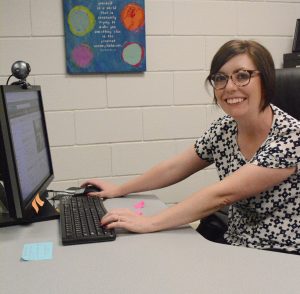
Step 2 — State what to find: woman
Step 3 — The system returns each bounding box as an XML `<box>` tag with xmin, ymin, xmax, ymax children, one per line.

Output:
<box><xmin>82</xmin><ymin>40</ymin><xmax>300</xmax><ymax>254</ymax></box>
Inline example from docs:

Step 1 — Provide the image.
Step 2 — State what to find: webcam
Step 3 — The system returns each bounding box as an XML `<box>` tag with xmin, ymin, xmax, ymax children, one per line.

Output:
<box><xmin>11</xmin><ymin>61</ymin><xmax>31</xmax><ymax>80</ymax></box>
<box><xmin>7</xmin><ymin>61</ymin><xmax>31</xmax><ymax>89</ymax></box>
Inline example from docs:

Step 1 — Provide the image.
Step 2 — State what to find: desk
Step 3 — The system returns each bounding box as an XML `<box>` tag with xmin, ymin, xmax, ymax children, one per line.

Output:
<box><xmin>1</xmin><ymin>194</ymin><xmax>300</xmax><ymax>294</ymax></box>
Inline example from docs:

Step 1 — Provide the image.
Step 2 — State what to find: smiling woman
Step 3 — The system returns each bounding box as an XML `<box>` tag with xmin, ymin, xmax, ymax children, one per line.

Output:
<box><xmin>211</xmin><ymin>54</ymin><xmax>267</xmax><ymax>122</ymax></box>
<box><xmin>82</xmin><ymin>40</ymin><xmax>300</xmax><ymax>255</ymax></box>
<box><xmin>207</xmin><ymin>40</ymin><xmax>275</xmax><ymax>112</ymax></box>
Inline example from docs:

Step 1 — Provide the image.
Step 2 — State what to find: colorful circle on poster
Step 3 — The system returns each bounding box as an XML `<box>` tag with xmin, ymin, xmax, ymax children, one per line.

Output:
<box><xmin>68</xmin><ymin>6</ymin><xmax>95</xmax><ymax>37</ymax></box>
<box><xmin>122</xmin><ymin>43</ymin><xmax>144</xmax><ymax>67</ymax></box>
<box><xmin>120</xmin><ymin>3</ymin><xmax>145</xmax><ymax>32</ymax></box>
<box><xmin>71</xmin><ymin>44</ymin><xmax>94</xmax><ymax>68</ymax></box>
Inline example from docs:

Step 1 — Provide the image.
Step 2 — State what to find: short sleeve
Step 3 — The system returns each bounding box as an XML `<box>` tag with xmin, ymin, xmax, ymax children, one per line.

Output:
<box><xmin>194</xmin><ymin>119</ymin><xmax>223</xmax><ymax>164</ymax></box>
<box><xmin>250</xmin><ymin>129</ymin><xmax>300</xmax><ymax>171</ymax></box>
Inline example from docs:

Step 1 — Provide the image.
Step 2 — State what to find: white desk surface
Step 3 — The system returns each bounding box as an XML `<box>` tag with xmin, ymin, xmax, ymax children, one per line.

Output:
<box><xmin>1</xmin><ymin>194</ymin><xmax>300</xmax><ymax>294</ymax></box>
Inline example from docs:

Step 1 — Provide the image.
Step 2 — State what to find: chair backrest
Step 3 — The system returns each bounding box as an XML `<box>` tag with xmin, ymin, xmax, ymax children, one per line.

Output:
<box><xmin>273</xmin><ymin>68</ymin><xmax>300</xmax><ymax>120</ymax></box>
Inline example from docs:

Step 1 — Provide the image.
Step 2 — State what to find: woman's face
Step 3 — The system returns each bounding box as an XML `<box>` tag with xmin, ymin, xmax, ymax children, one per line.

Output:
<box><xmin>214</xmin><ymin>53</ymin><xmax>262</xmax><ymax>120</ymax></box>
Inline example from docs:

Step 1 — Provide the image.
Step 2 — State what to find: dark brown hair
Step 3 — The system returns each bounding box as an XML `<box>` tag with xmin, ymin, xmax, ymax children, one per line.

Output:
<box><xmin>207</xmin><ymin>40</ymin><xmax>275</xmax><ymax>111</ymax></box>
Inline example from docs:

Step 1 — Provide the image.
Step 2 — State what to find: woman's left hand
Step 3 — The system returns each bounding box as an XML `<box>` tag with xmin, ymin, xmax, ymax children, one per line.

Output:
<box><xmin>101</xmin><ymin>209</ymin><xmax>156</xmax><ymax>233</ymax></box>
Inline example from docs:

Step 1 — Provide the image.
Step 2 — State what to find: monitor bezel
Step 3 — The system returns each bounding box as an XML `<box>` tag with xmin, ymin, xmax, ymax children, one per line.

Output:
<box><xmin>0</xmin><ymin>85</ymin><xmax>54</xmax><ymax>220</ymax></box>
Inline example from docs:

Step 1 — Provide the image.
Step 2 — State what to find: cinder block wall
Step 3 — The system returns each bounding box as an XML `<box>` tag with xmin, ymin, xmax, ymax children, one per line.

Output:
<box><xmin>0</xmin><ymin>0</ymin><xmax>298</xmax><ymax>203</ymax></box>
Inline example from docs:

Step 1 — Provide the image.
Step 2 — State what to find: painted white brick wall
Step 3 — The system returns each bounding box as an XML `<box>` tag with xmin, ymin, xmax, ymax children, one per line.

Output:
<box><xmin>143</xmin><ymin>106</ymin><xmax>207</xmax><ymax>140</ymax></box>
<box><xmin>107</xmin><ymin>72</ymin><xmax>173</xmax><ymax>107</ymax></box>
<box><xmin>0</xmin><ymin>0</ymin><xmax>299</xmax><ymax>204</ymax></box>
<box><xmin>35</xmin><ymin>75</ymin><xmax>107</xmax><ymax>110</ymax></box>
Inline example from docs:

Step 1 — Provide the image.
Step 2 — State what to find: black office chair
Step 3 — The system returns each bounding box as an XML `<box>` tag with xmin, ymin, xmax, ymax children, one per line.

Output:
<box><xmin>197</xmin><ymin>67</ymin><xmax>300</xmax><ymax>242</ymax></box>
<box><xmin>272</xmin><ymin>68</ymin><xmax>300</xmax><ymax>120</ymax></box>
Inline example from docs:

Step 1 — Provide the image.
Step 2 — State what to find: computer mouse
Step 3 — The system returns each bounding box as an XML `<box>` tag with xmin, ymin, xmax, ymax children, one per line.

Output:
<box><xmin>83</xmin><ymin>185</ymin><xmax>102</xmax><ymax>194</ymax></box>
<box><xmin>66</xmin><ymin>185</ymin><xmax>102</xmax><ymax>196</ymax></box>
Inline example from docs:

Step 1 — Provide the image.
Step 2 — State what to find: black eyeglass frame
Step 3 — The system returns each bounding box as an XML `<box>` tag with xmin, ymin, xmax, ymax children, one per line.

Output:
<box><xmin>208</xmin><ymin>70</ymin><xmax>260</xmax><ymax>90</ymax></box>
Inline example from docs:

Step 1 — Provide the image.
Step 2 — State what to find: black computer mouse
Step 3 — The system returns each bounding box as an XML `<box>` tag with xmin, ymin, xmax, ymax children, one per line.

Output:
<box><xmin>84</xmin><ymin>185</ymin><xmax>102</xmax><ymax>194</ymax></box>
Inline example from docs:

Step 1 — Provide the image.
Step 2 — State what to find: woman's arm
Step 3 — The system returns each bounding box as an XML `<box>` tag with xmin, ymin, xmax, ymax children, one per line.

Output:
<box><xmin>118</xmin><ymin>146</ymin><xmax>210</xmax><ymax>195</ymax></box>
<box><xmin>82</xmin><ymin>146</ymin><xmax>210</xmax><ymax>198</ymax></box>
<box><xmin>101</xmin><ymin>164</ymin><xmax>296</xmax><ymax>233</ymax></box>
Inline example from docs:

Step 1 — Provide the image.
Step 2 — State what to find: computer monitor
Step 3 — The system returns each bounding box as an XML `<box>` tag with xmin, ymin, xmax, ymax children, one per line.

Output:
<box><xmin>0</xmin><ymin>85</ymin><xmax>59</xmax><ymax>227</ymax></box>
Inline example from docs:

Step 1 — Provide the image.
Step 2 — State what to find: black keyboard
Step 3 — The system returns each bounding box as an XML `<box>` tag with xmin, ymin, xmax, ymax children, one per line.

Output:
<box><xmin>59</xmin><ymin>196</ymin><xmax>116</xmax><ymax>245</ymax></box>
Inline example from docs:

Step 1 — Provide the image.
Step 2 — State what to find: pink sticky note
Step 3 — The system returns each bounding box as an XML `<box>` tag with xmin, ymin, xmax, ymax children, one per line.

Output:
<box><xmin>134</xmin><ymin>200</ymin><xmax>145</xmax><ymax>209</ymax></box>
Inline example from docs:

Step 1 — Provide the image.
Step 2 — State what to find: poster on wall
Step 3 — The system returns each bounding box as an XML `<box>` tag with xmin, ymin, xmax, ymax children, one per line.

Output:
<box><xmin>63</xmin><ymin>0</ymin><xmax>146</xmax><ymax>73</ymax></box>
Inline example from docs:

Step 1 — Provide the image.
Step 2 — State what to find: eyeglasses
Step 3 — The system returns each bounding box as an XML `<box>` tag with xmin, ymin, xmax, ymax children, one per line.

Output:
<box><xmin>208</xmin><ymin>70</ymin><xmax>260</xmax><ymax>90</ymax></box>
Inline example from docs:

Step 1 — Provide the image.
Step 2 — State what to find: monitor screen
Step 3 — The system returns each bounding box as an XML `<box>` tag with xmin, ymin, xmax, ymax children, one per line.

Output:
<box><xmin>0</xmin><ymin>85</ymin><xmax>57</xmax><ymax>224</ymax></box>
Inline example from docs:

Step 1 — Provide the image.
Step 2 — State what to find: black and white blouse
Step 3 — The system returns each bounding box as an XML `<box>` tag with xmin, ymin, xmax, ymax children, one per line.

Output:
<box><xmin>194</xmin><ymin>104</ymin><xmax>300</xmax><ymax>252</ymax></box>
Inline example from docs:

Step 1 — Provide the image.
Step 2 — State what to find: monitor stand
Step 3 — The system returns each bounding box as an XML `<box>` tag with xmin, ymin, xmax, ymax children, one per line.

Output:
<box><xmin>0</xmin><ymin>183</ymin><xmax>14</xmax><ymax>226</ymax></box>
<box><xmin>0</xmin><ymin>185</ymin><xmax>59</xmax><ymax>227</ymax></box>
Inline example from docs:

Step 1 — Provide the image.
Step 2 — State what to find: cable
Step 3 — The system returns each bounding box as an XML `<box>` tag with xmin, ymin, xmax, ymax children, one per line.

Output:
<box><xmin>6</xmin><ymin>75</ymin><xmax>13</xmax><ymax>85</ymax></box>
<box><xmin>47</xmin><ymin>189</ymin><xmax>73</xmax><ymax>194</ymax></box>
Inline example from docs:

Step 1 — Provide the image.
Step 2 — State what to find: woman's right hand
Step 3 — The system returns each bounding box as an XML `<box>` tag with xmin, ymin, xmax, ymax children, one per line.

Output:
<box><xmin>81</xmin><ymin>179</ymin><xmax>124</xmax><ymax>199</ymax></box>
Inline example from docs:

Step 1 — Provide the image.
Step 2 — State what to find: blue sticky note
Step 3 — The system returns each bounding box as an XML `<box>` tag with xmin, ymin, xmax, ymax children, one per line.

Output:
<box><xmin>21</xmin><ymin>242</ymin><xmax>53</xmax><ymax>261</ymax></box>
